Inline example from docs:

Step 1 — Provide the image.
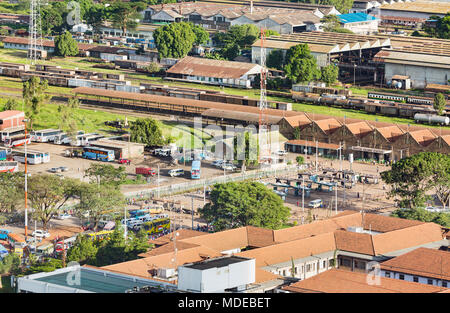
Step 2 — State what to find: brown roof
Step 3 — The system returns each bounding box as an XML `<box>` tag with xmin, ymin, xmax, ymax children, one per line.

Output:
<box><xmin>282</xmin><ymin>268</ymin><xmax>444</xmax><ymax>293</ymax></box>
<box><xmin>103</xmin><ymin>245</ymin><xmax>222</xmax><ymax>277</ymax></box>
<box><xmin>345</xmin><ymin>121</ymin><xmax>374</xmax><ymax>138</ymax></box>
<box><xmin>380</xmin><ymin>247</ymin><xmax>450</xmax><ymax>281</ymax></box>
<box><xmin>236</xmin><ymin>232</ymin><xmax>337</xmax><ymax>268</ymax></box>
<box><xmin>179</xmin><ymin>227</ymin><xmax>249</xmax><ymax>252</ymax></box>
<box><xmin>272</xmin><ymin>211</ymin><xmax>362</xmax><ymax>243</ymax></box>
<box><xmin>408</xmin><ymin>129</ymin><xmax>437</xmax><ymax>147</ymax></box>
<box><xmin>314</xmin><ymin>118</ymin><xmax>342</xmax><ymax>135</ymax></box>
<box><xmin>362</xmin><ymin>213</ymin><xmax>424</xmax><ymax>233</ymax></box>
<box><xmin>148</xmin><ymin>229</ymin><xmax>207</xmax><ymax>246</ymax></box>
<box><xmin>1</xmin><ymin>36</ymin><xmax>95</xmax><ymax>51</ymax></box>
<box><xmin>372</xmin><ymin>223</ymin><xmax>445</xmax><ymax>255</ymax></box>
<box><xmin>166</xmin><ymin>56</ymin><xmax>261</xmax><ymax>79</ymax></box>
<box><xmin>376</xmin><ymin>125</ymin><xmax>404</xmax><ymax>142</ymax></box>
<box><xmin>334</xmin><ymin>230</ymin><xmax>375</xmax><ymax>255</ymax></box>
<box><xmin>282</xmin><ymin>114</ymin><xmax>312</xmax><ymax>128</ymax></box>
<box><xmin>246</xmin><ymin>226</ymin><xmax>277</xmax><ymax>248</ymax></box>
<box><xmin>0</xmin><ymin>110</ymin><xmax>24</xmax><ymax>120</ymax></box>
<box><xmin>441</xmin><ymin>135</ymin><xmax>450</xmax><ymax>146</ymax></box>
<box><xmin>138</xmin><ymin>241</ymin><xmax>201</xmax><ymax>258</ymax></box>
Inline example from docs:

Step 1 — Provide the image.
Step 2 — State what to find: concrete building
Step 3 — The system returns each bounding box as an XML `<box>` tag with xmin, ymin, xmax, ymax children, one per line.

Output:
<box><xmin>380</xmin><ymin>247</ymin><xmax>450</xmax><ymax>288</ymax></box>
<box><xmin>375</xmin><ymin>1</ymin><xmax>450</xmax><ymax>28</ymax></box>
<box><xmin>142</xmin><ymin>2</ymin><xmax>338</xmax><ymax>33</ymax></box>
<box><xmin>15</xmin><ymin>264</ymin><xmax>178</xmax><ymax>293</ymax></box>
<box><xmin>350</xmin><ymin>0</ymin><xmax>382</xmax><ymax>14</ymax></box>
<box><xmin>337</xmin><ymin>13</ymin><xmax>379</xmax><ymax>35</ymax></box>
<box><xmin>165</xmin><ymin>56</ymin><xmax>263</xmax><ymax>88</ymax></box>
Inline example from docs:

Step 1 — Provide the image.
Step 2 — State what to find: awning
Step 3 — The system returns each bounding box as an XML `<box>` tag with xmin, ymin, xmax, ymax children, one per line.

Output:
<box><xmin>351</xmin><ymin>146</ymin><xmax>392</xmax><ymax>154</ymax></box>
<box><xmin>286</xmin><ymin>139</ymin><xmax>341</xmax><ymax>150</ymax></box>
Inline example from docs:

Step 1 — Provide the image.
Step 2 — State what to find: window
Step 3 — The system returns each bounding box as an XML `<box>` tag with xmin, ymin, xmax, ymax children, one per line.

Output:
<box><xmin>442</xmin><ymin>281</ymin><xmax>447</xmax><ymax>288</ymax></box>
<box><xmin>385</xmin><ymin>272</ymin><xmax>391</xmax><ymax>278</ymax></box>
<box><xmin>399</xmin><ymin>274</ymin><xmax>405</xmax><ymax>280</ymax></box>
<box><xmin>413</xmin><ymin>277</ymin><xmax>419</xmax><ymax>283</ymax></box>
<box><xmin>306</xmin><ymin>264</ymin><xmax>311</xmax><ymax>272</ymax></box>
<box><xmin>282</xmin><ymin>270</ymin><xmax>286</xmax><ymax>276</ymax></box>
<box><xmin>428</xmin><ymin>279</ymin><xmax>433</xmax><ymax>285</ymax></box>
<box><xmin>322</xmin><ymin>260</ymin><xmax>326</xmax><ymax>269</ymax></box>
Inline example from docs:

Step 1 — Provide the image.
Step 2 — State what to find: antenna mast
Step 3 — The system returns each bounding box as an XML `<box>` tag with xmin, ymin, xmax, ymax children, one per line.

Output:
<box><xmin>259</xmin><ymin>27</ymin><xmax>270</xmax><ymax>163</ymax></box>
<box><xmin>28</xmin><ymin>0</ymin><xmax>43</xmax><ymax>65</ymax></box>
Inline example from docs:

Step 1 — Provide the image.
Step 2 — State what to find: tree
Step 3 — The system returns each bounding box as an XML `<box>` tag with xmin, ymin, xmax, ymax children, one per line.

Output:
<box><xmin>22</xmin><ymin>76</ymin><xmax>51</xmax><ymax>128</ymax></box>
<box><xmin>0</xmin><ymin>173</ymin><xmax>23</xmax><ymax>213</ymax></box>
<box><xmin>76</xmin><ymin>183</ymin><xmax>125</xmax><ymax>231</ymax></box>
<box><xmin>434</xmin><ymin>93</ymin><xmax>446</xmax><ymax>116</ymax></box>
<box><xmin>84</xmin><ymin>163</ymin><xmax>127</xmax><ymax>186</ymax></box>
<box><xmin>130</xmin><ymin>117</ymin><xmax>165</xmax><ymax>147</ymax></box>
<box><xmin>3</xmin><ymin>98</ymin><xmax>21</xmax><ymax>111</ymax></box>
<box><xmin>67</xmin><ymin>234</ymin><xmax>98</xmax><ymax>264</ymax></box>
<box><xmin>144</xmin><ymin>62</ymin><xmax>161</xmax><ymax>74</ymax></box>
<box><xmin>220</xmin><ymin>43</ymin><xmax>240</xmax><ymax>60</ymax></box>
<box><xmin>381</xmin><ymin>152</ymin><xmax>450</xmax><ymax>209</ymax></box>
<box><xmin>55</xmin><ymin>31</ymin><xmax>79</xmax><ymax>57</ymax></box>
<box><xmin>25</xmin><ymin>258</ymin><xmax>63</xmax><ymax>275</ymax></box>
<box><xmin>85</xmin><ymin>4</ymin><xmax>109</xmax><ymax>33</ymax></box>
<box><xmin>264</xmin><ymin>29</ymin><xmax>280</xmax><ymax>38</ymax></box>
<box><xmin>58</xmin><ymin>97</ymin><xmax>79</xmax><ymax>140</ymax></box>
<box><xmin>199</xmin><ymin>181</ymin><xmax>290</xmax><ymax>231</ymax></box>
<box><xmin>109</xmin><ymin>1</ymin><xmax>145</xmax><ymax>37</ymax></box>
<box><xmin>41</xmin><ymin>4</ymin><xmax>64</xmax><ymax>35</ymax></box>
<box><xmin>320</xmin><ymin>15</ymin><xmax>353</xmax><ymax>33</ymax></box>
<box><xmin>27</xmin><ymin>174</ymin><xmax>80</xmax><ymax>230</ymax></box>
<box><xmin>191</xmin><ymin>23</ymin><xmax>209</xmax><ymax>46</ymax></box>
<box><xmin>153</xmin><ymin>22</ymin><xmax>196</xmax><ymax>58</ymax></box>
<box><xmin>283</xmin><ymin>44</ymin><xmax>321</xmax><ymax>83</ymax></box>
<box><xmin>391</xmin><ymin>208</ymin><xmax>450</xmax><ymax>228</ymax></box>
<box><xmin>424</xmin><ymin>13</ymin><xmax>450</xmax><ymax>39</ymax></box>
<box><xmin>0</xmin><ymin>253</ymin><xmax>21</xmax><ymax>275</ymax></box>
<box><xmin>213</xmin><ymin>24</ymin><xmax>259</xmax><ymax>49</ymax></box>
<box><xmin>296</xmin><ymin>155</ymin><xmax>304</xmax><ymax>165</ymax></box>
<box><xmin>233</xmin><ymin>130</ymin><xmax>259</xmax><ymax>167</ymax></box>
<box><xmin>321</xmin><ymin>64</ymin><xmax>339</xmax><ymax>86</ymax></box>
<box><xmin>266</xmin><ymin>49</ymin><xmax>284</xmax><ymax>70</ymax></box>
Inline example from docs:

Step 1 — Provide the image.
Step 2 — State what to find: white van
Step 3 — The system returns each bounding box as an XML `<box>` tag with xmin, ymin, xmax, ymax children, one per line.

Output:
<box><xmin>308</xmin><ymin>199</ymin><xmax>323</xmax><ymax>208</ymax></box>
<box><xmin>168</xmin><ymin>168</ymin><xmax>184</xmax><ymax>177</ymax></box>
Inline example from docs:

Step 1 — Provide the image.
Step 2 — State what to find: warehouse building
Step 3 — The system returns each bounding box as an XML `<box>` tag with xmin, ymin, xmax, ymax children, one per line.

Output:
<box><xmin>166</xmin><ymin>56</ymin><xmax>263</xmax><ymax>88</ymax></box>
<box><xmin>375</xmin><ymin>1</ymin><xmax>450</xmax><ymax>28</ymax></box>
<box><xmin>0</xmin><ymin>110</ymin><xmax>25</xmax><ymax>131</ymax></box>
<box><xmin>90</xmin><ymin>137</ymin><xmax>145</xmax><ymax>159</ymax></box>
<box><xmin>337</xmin><ymin>13</ymin><xmax>379</xmax><ymax>35</ymax></box>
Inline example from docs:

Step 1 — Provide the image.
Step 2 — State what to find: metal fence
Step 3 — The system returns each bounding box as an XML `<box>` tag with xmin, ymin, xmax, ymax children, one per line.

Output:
<box><xmin>124</xmin><ymin>164</ymin><xmax>302</xmax><ymax>199</ymax></box>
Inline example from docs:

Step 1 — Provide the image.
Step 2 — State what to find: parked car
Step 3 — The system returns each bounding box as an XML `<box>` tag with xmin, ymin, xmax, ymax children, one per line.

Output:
<box><xmin>56</xmin><ymin>213</ymin><xmax>71</xmax><ymax>220</ymax></box>
<box><xmin>48</xmin><ymin>167</ymin><xmax>61</xmax><ymax>173</ymax></box>
<box><xmin>212</xmin><ymin>160</ymin><xmax>224</xmax><ymax>167</ymax></box>
<box><xmin>118</xmin><ymin>158</ymin><xmax>131</xmax><ymax>165</ymax></box>
<box><xmin>32</xmin><ymin>230</ymin><xmax>50</xmax><ymax>238</ymax></box>
<box><xmin>58</xmin><ymin>166</ymin><xmax>69</xmax><ymax>172</ymax></box>
<box><xmin>274</xmin><ymin>150</ymin><xmax>288</xmax><ymax>156</ymax></box>
<box><xmin>168</xmin><ymin>168</ymin><xmax>184</xmax><ymax>177</ymax></box>
<box><xmin>308</xmin><ymin>199</ymin><xmax>323</xmax><ymax>208</ymax></box>
<box><xmin>222</xmin><ymin>163</ymin><xmax>237</xmax><ymax>171</ymax></box>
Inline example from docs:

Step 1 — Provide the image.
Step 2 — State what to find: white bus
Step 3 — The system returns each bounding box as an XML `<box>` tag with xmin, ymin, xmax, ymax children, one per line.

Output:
<box><xmin>81</xmin><ymin>133</ymin><xmax>105</xmax><ymax>146</ymax></box>
<box><xmin>54</xmin><ymin>131</ymin><xmax>85</xmax><ymax>145</ymax></box>
<box><xmin>4</xmin><ymin>135</ymin><xmax>31</xmax><ymax>148</ymax></box>
<box><xmin>0</xmin><ymin>127</ymin><xmax>25</xmax><ymax>142</ymax></box>
<box><xmin>30</xmin><ymin>129</ymin><xmax>63</xmax><ymax>143</ymax></box>
<box><xmin>12</xmin><ymin>149</ymin><xmax>50</xmax><ymax>164</ymax></box>
<box><xmin>0</xmin><ymin>161</ymin><xmax>19</xmax><ymax>173</ymax></box>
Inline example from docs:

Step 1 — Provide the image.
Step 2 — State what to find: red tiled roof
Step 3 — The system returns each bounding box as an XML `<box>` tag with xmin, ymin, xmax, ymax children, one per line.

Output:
<box><xmin>0</xmin><ymin>110</ymin><xmax>24</xmax><ymax>120</ymax></box>
<box><xmin>282</xmin><ymin>268</ymin><xmax>444</xmax><ymax>293</ymax></box>
<box><xmin>334</xmin><ymin>230</ymin><xmax>375</xmax><ymax>255</ymax></box>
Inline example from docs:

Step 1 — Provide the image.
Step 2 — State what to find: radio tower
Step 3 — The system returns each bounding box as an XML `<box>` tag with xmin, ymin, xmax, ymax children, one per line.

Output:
<box><xmin>28</xmin><ymin>0</ymin><xmax>43</xmax><ymax>65</ymax></box>
<box><xmin>259</xmin><ymin>27</ymin><xmax>270</xmax><ymax>163</ymax></box>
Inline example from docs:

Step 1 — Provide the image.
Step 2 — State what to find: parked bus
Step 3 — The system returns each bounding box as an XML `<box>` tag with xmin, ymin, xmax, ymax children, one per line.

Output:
<box><xmin>85</xmin><ymin>230</ymin><xmax>114</xmax><ymax>241</ymax></box>
<box><xmin>81</xmin><ymin>133</ymin><xmax>105</xmax><ymax>146</ymax></box>
<box><xmin>0</xmin><ymin>127</ymin><xmax>25</xmax><ymax>142</ymax></box>
<box><xmin>82</xmin><ymin>146</ymin><xmax>115</xmax><ymax>162</ymax></box>
<box><xmin>54</xmin><ymin>131</ymin><xmax>85</xmax><ymax>145</ymax></box>
<box><xmin>0</xmin><ymin>148</ymin><xmax>10</xmax><ymax>161</ymax></box>
<box><xmin>12</xmin><ymin>149</ymin><xmax>50</xmax><ymax>164</ymax></box>
<box><xmin>0</xmin><ymin>161</ymin><xmax>19</xmax><ymax>173</ymax></box>
<box><xmin>4</xmin><ymin>135</ymin><xmax>31</xmax><ymax>148</ymax></box>
<box><xmin>142</xmin><ymin>218</ymin><xmax>170</xmax><ymax>236</ymax></box>
<box><xmin>0</xmin><ymin>229</ymin><xmax>10</xmax><ymax>240</ymax></box>
<box><xmin>30</xmin><ymin>129</ymin><xmax>63</xmax><ymax>142</ymax></box>
<box><xmin>191</xmin><ymin>160</ymin><xmax>201</xmax><ymax>179</ymax></box>
<box><xmin>70</xmin><ymin>132</ymin><xmax>90</xmax><ymax>147</ymax></box>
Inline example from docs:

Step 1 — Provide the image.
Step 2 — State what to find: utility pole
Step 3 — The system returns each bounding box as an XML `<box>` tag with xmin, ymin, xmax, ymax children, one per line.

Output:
<box><xmin>157</xmin><ymin>163</ymin><xmax>160</xmax><ymax>198</ymax></box>
<box><xmin>203</xmin><ymin>182</ymin><xmax>206</xmax><ymax>207</ymax></box>
<box><xmin>124</xmin><ymin>205</ymin><xmax>127</xmax><ymax>241</ymax></box>
<box><xmin>335</xmin><ymin>182</ymin><xmax>338</xmax><ymax>215</ymax></box>
<box><xmin>191</xmin><ymin>195</ymin><xmax>194</xmax><ymax>230</ymax></box>
<box><xmin>24</xmin><ymin>119</ymin><xmax>29</xmax><ymax>239</ymax></box>
<box><xmin>302</xmin><ymin>174</ymin><xmax>305</xmax><ymax>214</ymax></box>
<box><xmin>315</xmin><ymin>140</ymin><xmax>318</xmax><ymax>173</ymax></box>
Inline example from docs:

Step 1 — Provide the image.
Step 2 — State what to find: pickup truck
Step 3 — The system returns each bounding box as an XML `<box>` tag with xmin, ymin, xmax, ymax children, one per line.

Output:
<box><xmin>136</xmin><ymin>167</ymin><xmax>156</xmax><ymax>176</ymax></box>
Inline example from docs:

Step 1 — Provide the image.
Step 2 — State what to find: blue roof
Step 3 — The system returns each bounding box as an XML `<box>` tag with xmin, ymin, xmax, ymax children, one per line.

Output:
<box><xmin>337</xmin><ymin>13</ymin><xmax>378</xmax><ymax>23</ymax></box>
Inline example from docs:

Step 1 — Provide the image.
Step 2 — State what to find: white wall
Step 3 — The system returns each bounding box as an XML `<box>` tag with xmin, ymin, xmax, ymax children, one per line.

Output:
<box><xmin>385</xmin><ymin>63</ymin><xmax>450</xmax><ymax>89</ymax></box>
<box><xmin>380</xmin><ymin>269</ymin><xmax>449</xmax><ymax>287</ymax></box>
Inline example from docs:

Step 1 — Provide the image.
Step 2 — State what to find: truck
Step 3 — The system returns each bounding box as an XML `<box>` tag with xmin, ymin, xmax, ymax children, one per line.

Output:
<box><xmin>136</xmin><ymin>167</ymin><xmax>156</xmax><ymax>176</ymax></box>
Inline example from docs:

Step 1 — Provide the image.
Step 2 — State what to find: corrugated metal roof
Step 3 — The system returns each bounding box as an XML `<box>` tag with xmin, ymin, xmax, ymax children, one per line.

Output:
<box><xmin>337</xmin><ymin>13</ymin><xmax>377</xmax><ymax>23</ymax></box>
<box><xmin>166</xmin><ymin>56</ymin><xmax>262</xmax><ymax>79</ymax></box>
